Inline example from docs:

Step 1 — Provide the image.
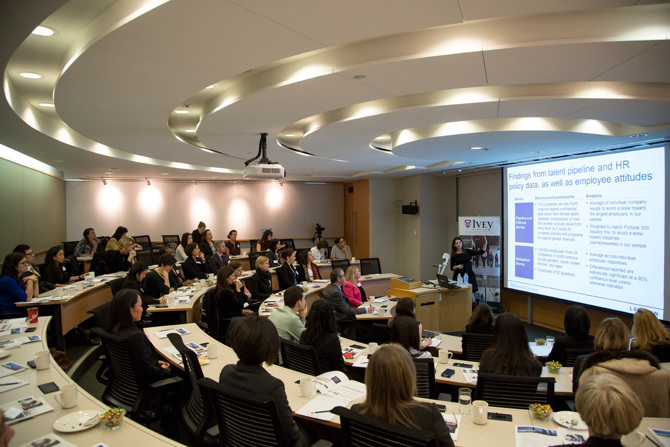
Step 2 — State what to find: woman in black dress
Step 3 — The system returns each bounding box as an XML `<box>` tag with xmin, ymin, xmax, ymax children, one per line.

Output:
<box><xmin>450</xmin><ymin>236</ymin><xmax>487</xmax><ymax>293</ymax></box>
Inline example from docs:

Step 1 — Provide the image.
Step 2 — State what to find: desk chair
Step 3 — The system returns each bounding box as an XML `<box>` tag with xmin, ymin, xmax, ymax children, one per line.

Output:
<box><xmin>91</xmin><ymin>328</ymin><xmax>183</xmax><ymax>425</ymax></box>
<box><xmin>98</xmin><ymin>236</ymin><xmax>111</xmax><ymax>248</ymax></box>
<box><xmin>107</xmin><ymin>277</ymin><xmax>125</xmax><ymax>296</ymax></box>
<box><xmin>282</xmin><ymin>239</ymin><xmax>295</xmax><ymax>250</ymax></box>
<box><xmin>332</xmin><ymin>406</ymin><xmax>438</xmax><ymax>447</ymax></box>
<box><xmin>248</xmin><ymin>252</ymin><xmax>261</xmax><ymax>270</ymax></box>
<box><xmin>280</xmin><ymin>338</ymin><xmax>323</xmax><ymax>376</ymax></box>
<box><xmin>249</xmin><ymin>239</ymin><xmax>258</xmax><ymax>253</ymax></box>
<box><xmin>132</xmin><ymin>235</ymin><xmax>160</xmax><ymax>263</ymax></box>
<box><xmin>652</xmin><ymin>344</ymin><xmax>670</xmax><ymax>362</ymax></box>
<box><xmin>162</xmin><ymin>234</ymin><xmax>181</xmax><ymax>245</ymax></box>
<box><xmin>91</xmin><ymin>250</ymin><xmax>124</xmax><ymax>276</ymax></box>
<box><xmin>371</xmin><ymin>323</ymin><xmax>391</xmax><ymax>344</ymax></box>
<box><xmin>331</xmin><ymin>259</ymin><xmax>350</xmax><ymax>272</ymax></box>
<box><xmin>167</xmin><ymin>333</ymin><xmax>218</xmax><ymax>445</ymax></box>
<box><xmin>87</xmin><ymin>302</ymin><xmax>112</xmax><ymax>384</ymax></box>
<box><xmin>198</xmin><ymin>289</ymin><xmax>231</xmax><ymax>344</ymax></box>
<box><xmin>414</xmin><ymin>357</ymin><xmax>436</xmax><ymax>399</ymax></box>
<box><xmin>474</xmin><ymin>372</ymin><xmax>555</xmax><ymax>409</ymax></box>
<box><xmin>360</xmin><ymin>257</ymin><xmax>382</xmax><ymax>275</ymax></box>
<box><xmin>560</xmin><ymin>347</ymin><xmax>594</xmax><ymax>367</ymax></box>
<box><xmin>461</xmin><ymin>332</ymin><xmax>494</xmax><ymax>362</ymax></box>
<box><xmin>198</xmin><ymin>378</ymin><xmax>294</xmax><ymax>447</ymax></box>
<box><xmin>61</xmin><ymin>241</ymin><xmax>78</xmax><ymax>257</ymax></box>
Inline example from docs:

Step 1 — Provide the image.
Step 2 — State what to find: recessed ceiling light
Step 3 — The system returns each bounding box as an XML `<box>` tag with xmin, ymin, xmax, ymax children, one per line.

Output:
<box><xmin>38</xmin><ymin>102</ymin><xmax>54</xmax><ymax>108</ymax></box>
<box><xmin>32</xmin><ymin>26</ymin><xmax>55</xmax><ymax>37</ymax></box>
<box><xmin>175</xmin><ymin>110</ymin><xmax>189</xmax><ymax>114</ymax></box>
<box><xmin>161</xmin><ymin>172</ymin><xmax>170</xmax><ymax>175</ymax></box>
<box><xmin>284</xmin><ymin>133</ymin><xmax>295</xmax><ymax>137</ymax></box>
<box><xmin>20</xmin><ymin>72</ymin><xmax>42</xmax><ymax>79</ymax></box>
<box><xmin>353</xmin><ymin>75</ymin><xmax>366</xmax><ymax>80</ymax></box>
<box><xmin>469</xmin><ymin>146</ymin><xmax>488</xmax><ymax>150</ymax></box>
<box><xmin>205</xmin><ymin>84</ymin><xmax>215</xmax><ymax>89</ymax></box>
<box><xmin>185</xmin><ymin>129</ymin><xmax>196</xmax><ymax>133</ymax></box>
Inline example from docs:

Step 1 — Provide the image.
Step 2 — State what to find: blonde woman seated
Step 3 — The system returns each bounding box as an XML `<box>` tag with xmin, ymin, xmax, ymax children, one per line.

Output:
<box><xmin>631</xmin><ymin>308</ymin><xmax>670</xmax><ymax>361</ymax></box>
<box><xmin>352</xmin><ymin>344</ymin><xmax>454</xmax><ymax>447</ymax></box>
<box><xmin>117</xmin><ymin>236</ymin><xmax>137</xmax><ymax>270</ymax></box>
<box><xmin>578</xmin><ymin>317</ymin><xmax>669</xmax><ymax>417</ymax></box>
<box><xmin>552</xmin><ymin>374</ymin><xmax>643</xmax><ymax>447</ymax></box>
<box><xmin>342</xmin><ymin>265</ymin><xmax>367</xmax><ymax>307</ymax></box>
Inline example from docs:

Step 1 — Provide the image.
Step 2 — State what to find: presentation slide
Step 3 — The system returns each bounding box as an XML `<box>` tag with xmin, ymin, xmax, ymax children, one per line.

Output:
<box><xmin>503</xmin><ymin>147</ymin><xmax>666</xmax><ymax>319</ymax></box>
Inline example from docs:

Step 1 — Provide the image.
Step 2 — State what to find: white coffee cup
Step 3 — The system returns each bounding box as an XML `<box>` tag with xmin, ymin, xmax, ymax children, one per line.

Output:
<box><xmin>86</xmin><ymin>272</ymin><xmax>95</xmax><ymax>280</ymax></box>
<box><xmin>368</xmin><ymin>342</ymin><xmax>379</xmax><ymax>355</ymax></box>
<box><xmin>299</xmin><ymin>377</ymin><xmax>316</xmax><ymax>398</ymax></box>
<box><xmin>351</xmin><ymin>257</ymin><xmax>356</xmax><ymax>262</ymax></box>
<box><xmin>55</xmin><ymin>383</ymin><xmax>78</xmax><ymax>409</ymax></box>
<box><xmin>167</xmin><ymin>294</ymin><xmax>175</xmax><ymax>307</ymax></box>
<box><xmin>200</xmin><ymin>279</ymin><xmax>207</xmax><ymax>286</ymax></box>
<box><xmin>34</xmin><ymin>350</ymin><xmax>50</xmax><ymax>370</ymax></box>
<box><xmin>194</xmin><ymin>283</ymin><xmax>202</xmax><ymax>291</ymax></box>
<box><xmin>55</xmin><ymin>287</ymin><xmax>64</xmax><ymax>297</ymax></box>
<box><xmin>301</xmin><ymin>281</ymin><xmax>308</xmax><ymax>287</ymax></box>
<box><xmin>621</xmin><ymin>430</ymin><xmax>645</xmax><ymax>447</ymax></box>
<box><xmin>472</xmin><ymin>400</ymin><xmax>488</xmax><ymax>424</ymax></box>
<box><xmin>208</xmin><ymin>273</ymin><xmax>215</xmax><ymax>280</ymax></box>
<box><xmin>207</xmin><ymin>343</ymin><xmax>218</xmax><ymax>359</ymax></box>
<box><xmin>438</xmin><ymin>349</ymin><xmax>453</xmax><ymax>364</ymax></box>
<box><xmin>75</xmin><ymin>282</ymin><xmax>83</xmax><ymax>291</ymax></box>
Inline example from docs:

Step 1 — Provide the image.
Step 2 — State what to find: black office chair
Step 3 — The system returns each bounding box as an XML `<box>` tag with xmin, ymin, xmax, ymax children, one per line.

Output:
<box><xmin>331</xmin><ymin>259</ymin><xmax>350</xmax><ymax>272</ymax></box>
<box><xmin>91</xmin><ymin>250</ymin><xmax>124</xmax><ymax>276</ymax></box>
<box><xmin>198</xmin><ymin>377</ymin><xmax>294</xmax><ymax>447</ymax></box>
<box><xmin>162</xmin><ymin>234</ymin><xmax>181</xmax><ymax>245</ymax></box>
<box><xmin>86</xmin><ymin>302</ymin><xmax>112</xmax><ymax>384</ymax></box>
<box><xmin>282</xmin><ymin>239</ymin><xmax>295</xmax><ymax>250</ymax></box>
<box><xmin>332</xmin><ymin>406</ymin><xmax>438</xmax><ymax>447</ymax></box>
<box><xmin>559</xmin><ymin>347</ymin><xmax>594</xmax><ymax>367</ymax></box>
<box><xmin>413</xmin><ymin>357</ymin><xmax>436</xmax><ymax>399</ymax></box>
<box><xmin>65</xmin><ymin>254</ymin><xmax>83</xmax><ymax>277</ymax></box>
<box><xmin>461</xmin><ymin>332</ymin><xmax>494</xmax><ymax>362</ymax></box>
<box><xmin>360</xmin><ymin>257</ymin><xmax>382</xmax><ymax>275</ymax></box>
<box><xmin>280</xmin><ymin>338</ymin><xmax>323</xmax><ymax>376</ymax></box>
<box><xmin>132</xmin><ymin>235</ymin><xmax>160</xmax><ymax>263</ymax></box>
<box><xmin>249</xmin><ymin>239</ymin><xmax>258</xmax><ymax>253</ymax></box>
<box><xmin>474</xmin><ymin>372</ymin><xmax>556</xmax><ymax>409</ymax></box>
<box><xmin>98</xmin><ymin>236</ymin><xmax>111</xmax><ymax>248</ymax></box>
<box><xmin>107</xmin><ymin>277</ymin><xmax>125</xmax><ymax>296</ymax></box>
<box><xmin>61</xmin><ymin>241</ymin><xmax>78</xmax><ymax>257</ymax></box>
<box><xmin>652</xmin><ymin>344</ymin><xmax>670</xmax><ymax>363</ymax></box>
<box><xmin>198</xmin><ymin>288</ymin><xmax>231</xmax><ymax>344</ymax></box>
<box><xmin>167</xmin><ymin>333</ymin><xmax>218</xmax><ymax>445</ymax></box>
<box><xmin>371</xmin><ymin>323</ymin><xmax>391</xmax><ymax>344</ymax></box>
<box><xmin>248</xmin><ymin>252</ymin><xmax>261</xmax><ymax>270</ymax></box>
<box><xmin>91</xmin><ymin>327</ymin><xmax>182</xmax><ymax>424</ymax></box>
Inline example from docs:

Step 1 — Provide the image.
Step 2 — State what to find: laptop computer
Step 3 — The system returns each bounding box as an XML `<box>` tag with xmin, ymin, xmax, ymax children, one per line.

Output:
<box><xmin>436</xmin><ymin>273</ymin><xmax>458</xmax><ymax>289</ymax></box>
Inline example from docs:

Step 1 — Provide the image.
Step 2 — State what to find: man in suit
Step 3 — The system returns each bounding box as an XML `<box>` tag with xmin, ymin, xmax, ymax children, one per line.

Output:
<box><xmin>322</xmin><ymin>268</ymin><xmax>373</xmax><ymax>337</ymax></box>
<box><xmin>207</xmin><ymin>240</ymin><xmax>229</xmax><ymax>274</ymax></box>
<box><xmin>13</xmin><ymin>244</ymin><xmax>54</xmax><ymax>294</ymax></box>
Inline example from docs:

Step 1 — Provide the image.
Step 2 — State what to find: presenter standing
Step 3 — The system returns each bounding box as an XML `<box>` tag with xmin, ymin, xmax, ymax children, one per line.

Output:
<box><xmin>450</xmin><ymin>236</ymin><xmax>487</xmax><ymax>293</ymax></box>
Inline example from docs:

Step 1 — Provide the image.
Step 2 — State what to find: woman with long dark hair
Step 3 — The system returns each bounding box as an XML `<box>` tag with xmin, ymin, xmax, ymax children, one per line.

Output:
<box><xmin>352</xmin><ymin>344</ymin><xmax>454</xmax><ymax>447</ymax></box>
<box><xmin>276</xmin><ymin>249</ymin><xmax>298</xmax><ymax>290</ymax></box>
<box><xmin>300</xmin><ymin>299</ymin><xmax>346</xmax><ymax>372</ymax></box>
<box><xmin>42</xmin><ymin>245</ymin><xmax>85</xmax><ymax>286</ymax></box>
<box><xmin>107</xmin><ymin>289</ymin><xmax>171</xmax><ymax>380</ymax></box>
<box><xmin>547</xmin><ymin>304</ymin><xmax>593</xmax><ymax>362</ymax></box>
<box><xmin>105</xmin><ymin>226</ymin><xmax>128</xmax><ymax>251</ymax></box>
<box><xmin>256</xmin><ymin>229</ymin><xmax>273</xmax><ymax>253</ymax></box>
<box><xmin>392</xmin><ymin>298</ymin><xmax>432</xmax><ymax>350</ymax></box>
<box><xmin>175</xmin><ymin>232</ymin><xmax>191</xmax><ymax>262</ymax></box>
<box><xmin>465</xmin><ymin>303</ymin><xmax>495</xmax><ymax>335</ymax></box>
<box><xmin>391</xmin><ymin>316</ymin><xmax>432</xmax><ymax>359</ymax></box>
<box><xmin>450</xmin><ymin>236</ymin><xmax>487</xmax><ymax>293</ymax></box>
<box><xmin>213</xmin><ymin>265</ymin><xmax>252</xmax><ymax>320</ymax></box>
<box><xmin>296</xmin><ymin>249</ymin><xmax>321</xmax><ymax>283</ymax></box>
<box><xmin>265</xmin><ymin>239</ymin><xmax>281</xmax><ymax>267</ymax></box>
<box><xmin>0</xmin><ymin>252</ymin><xmax>38</xmax><ymax>313</ymax></box>
<box><xmin>182</xmin><ymin>243</ymin><xmax>208</xmax><ymax>280</ymax></box>
<box><xmin>479</xmin><ymin>312</ymin><xmax>542</xmax><ymax>376</ymax></box>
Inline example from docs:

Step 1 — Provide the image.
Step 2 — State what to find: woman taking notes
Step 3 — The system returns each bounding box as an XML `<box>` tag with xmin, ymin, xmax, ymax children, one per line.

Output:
<box><xmin>351</xmin><ymin>344</ymin><xmax>454</xmax><ymax>447</ymax></box>
<box><xmin>0</xmin><ymin>253</ymin><xmax>38</xmax><ymax>313</ymax></box>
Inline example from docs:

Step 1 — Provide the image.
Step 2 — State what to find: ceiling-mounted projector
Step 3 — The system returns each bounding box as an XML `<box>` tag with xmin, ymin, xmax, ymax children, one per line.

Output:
<box><xmin>243</xmin><ymin>133</ymin><xmax>286</xmax><ymax>179</ymax></box>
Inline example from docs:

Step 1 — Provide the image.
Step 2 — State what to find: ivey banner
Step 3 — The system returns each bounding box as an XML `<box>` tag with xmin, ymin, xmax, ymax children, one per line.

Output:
<box><xmin>458</xmin><ymin>216</ymin><xmax>501</xmax><ymax>304</ymax></box>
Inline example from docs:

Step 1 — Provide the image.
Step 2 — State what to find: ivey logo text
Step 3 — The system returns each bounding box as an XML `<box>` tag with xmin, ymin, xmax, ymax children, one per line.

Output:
<box><xmin>464</xmin><ymin>219</ymin><xmax>494</xmax><ymax>230</ymax></box>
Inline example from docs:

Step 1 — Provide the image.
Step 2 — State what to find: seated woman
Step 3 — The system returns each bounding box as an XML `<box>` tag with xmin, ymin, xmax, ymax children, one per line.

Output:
<box><xmin>256</xmin><ymin>229</ymin><xmax>273</xmax><ymax>253</ymax></box>
<box><xmin>310</xmin><ymin>240</ymin><xmax>328</xmax><ymax>262</ymax></box>
<box><xmin>117</xmin><ymin>236</ymin><xmax>137</xmax><ymax>270</ymax></box>
<box><xmin>265</xmin><ymin>239</ymin><xmax>281</xmax><ymax>267</ymax></box>
<box><xmin>569</xmin><ymin>374</ymin><xmax>643</xmax><ymax>447</ymax></box>
<box><xmin>391</xmin><ymin>316</ymin><xmax>432</xmax><ymax>360</ymax></box>
<box><xmin>42</xmin><ymin>245</ymin><xmax>85</xmax><ymax>287</ymax></box>
<box><xmin>578</xmin><ymin>317</ymin><xmax>669</xmax><ymax>417</ymax></box>
<box><xmin>631</xmin><ymin>308</ymin><xmax>670</xmax><ymax>361</ymax></box>
<box><xmin>105</xmin><ymin>226</ymin><xmax>128</xmax><ymax>251</ymax></box>
<box><xmin>121</xmin><ymin>261</ymin><xmax>162</xmax><ymax>308</ymax></box>
<box><xmin>213</xmin><ymin>265</ymin><xmax>253</xmax><ymax>321</ymax></box>
<box><xmin>182</xmin><ymin>243</ymin><xmax>208</xmax><ymax>280</ymax></box>
<box><xmin>342</xmin><ymin>265</ymin><xmax>367</xmax><ymax>307</ymax></box>
<box><xmin>225</xmin><ymin>229</ymin><xmax>241</xmax><ymax>256</ymax></box>
<box><xmin>392</xmin><ymin>298</ymin><xmax>432</xmax><ymax>350</ymax></box>
<box><xmin>277</xmin><ymin>249</ymin><xmax>298</xmax><ymax>291</ymax></box>
<box><xmin>300</xmin><ymin>299</ymin><xmax>345</xmax><ymax>372</ymax></box>
<box><xmin>479</xmin><ymin>312</ymin><xmax>542</xmax><ymax>377</ymax></box>
<box><xmin>245</xmin><ymin>256</ymin><xmax>273</xmax><ymax>311</ymax></box>
<box><xmin>176</xmin><ymin>232</ymin><xmax>191</xmax><ymax>263</ymax></box>
<box><xmin>74</xmin><ymin>227</ymin><xmax>98</xmax><ymax>257</ymax></box>
<box><xmin>219</xmin><ymin>315</ymin><xmax>304</xmax><ymax>446</ymax></box>
<box><xmin>547</xmin><ymin>304</ymin><xmax>594</xmax><ymax>362</ymax></box>
<box><xmin>0</xmin><ymin>252</ymin><xmax>38</xmax><ymax>314</ymax></box>
<box><xmin>199</xmin><ymin>229</ymin><xmax>216</xmax><ymax>259</ymax></box>
<box><xmin>352</xmin><ymin>344</ymin><xmax>455</xmax><ymax>447</ymax></box>
<box><xmin>145</xmin><ymin>254</ymin><xmax>179</xmax><ymax>299</ymax></box>
<box><xmin>107</xmin><ymin>289</ymin><xmax>172</xmax><ymax>381</ymax></box>
<box><xmin>465</xmin><ymin>303</ymin><xmax>495</xmax><ymax>335</ymax></box>
<box><xmin>229</xmin><ymin>261</ymin><xmax>252</xmax><ymax>301</ymax></box>
<box><xmin>331</xmin><ymin>237</ymin><xmax>352</xmax><ymax>261</ymax></box>
<box><xmin>296</xmin><ymin>249</ymin><xmax>321</xmax><ymax>283</ymax></box>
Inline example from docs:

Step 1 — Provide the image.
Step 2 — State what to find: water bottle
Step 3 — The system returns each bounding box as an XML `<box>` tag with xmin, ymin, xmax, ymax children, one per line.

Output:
<box><xmin>457</xmin><ymin>274</ymin><xmax>463</xmax><ymax>285</ymax></box>
<box><xmin>464</xmin><ymin>273</ymin><xmax>469</xmax><ymax>285</ymax></box>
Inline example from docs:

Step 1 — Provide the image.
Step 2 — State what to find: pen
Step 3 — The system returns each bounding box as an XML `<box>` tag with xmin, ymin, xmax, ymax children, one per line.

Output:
<box><xmin>311</xmin><ymin>410</ymin><xmax>333</xmax><ymax>414</ymax></box>
<box><xmin>646</xmin><ymin>435</ymin><xmax>662</xmax><ymax>447</ymax></box>
<box><xmin>0</xmin><ymin>382</ymin><xmax>19</xmax><ymax>386</ymax></box>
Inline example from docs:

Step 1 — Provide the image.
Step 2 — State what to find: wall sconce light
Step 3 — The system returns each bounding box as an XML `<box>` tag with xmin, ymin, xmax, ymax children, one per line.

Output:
<box><xmin>102</xmin><ymin>178</ymin><xmax>107</xmax><ymax>185</ymax></box>
<box><xmin>146</xmin><ymin>178</ymin><xmax>151</xmax><ymax>186</ymax></box>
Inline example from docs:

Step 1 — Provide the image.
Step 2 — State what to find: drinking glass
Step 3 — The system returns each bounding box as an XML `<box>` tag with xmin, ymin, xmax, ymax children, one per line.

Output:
<box><xmin>458</xmin><ymin>388</ymin><xmax>472</xmax><ymax>414</ymax></box>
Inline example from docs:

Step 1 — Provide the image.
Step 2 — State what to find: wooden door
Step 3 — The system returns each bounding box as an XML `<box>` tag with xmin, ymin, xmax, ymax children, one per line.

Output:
<box><xmin>344</xmin><ymin>180</ymin><xmax>370</xmax><ymax>258</ymax></box>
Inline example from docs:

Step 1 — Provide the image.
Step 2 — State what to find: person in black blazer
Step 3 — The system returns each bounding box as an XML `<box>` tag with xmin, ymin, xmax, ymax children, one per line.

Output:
<box><xmin>547</xmin><ymin>305</ymin><xmax>594</xmax><ymax>362</ymax></box>
<box><xmin>182</xmin><ymin>243</ymin><xmax>208</xmax><ymax>280</ymax></box>
<box><xmin>207</xmin><ymin>240</ymin><xmax>229</xmax><ymax>274</ymax></box>
<box><xmin>276</xmin><ymin>249</ymin><xmax>298</xmax><ymax>291</ymax></box>
<box><xmin>299</xmin><ymin>300</ymin><xmax>346</xmax><ymax>372</ymax></box>
<box><xmin>464</xmin><ymin>303</ymin><xmax>495</xmax><ymax>335</ymax></box>
<box><xmin>199</xmin><ymin>229</ymin><xmax>216</xmax><ymax>260</ymax></box>
<box><xmin>322</xmin><ymin>268</ymin><xmax>372</xmax><ymax>322</ymax></box>
<box><xmin>213</xmin><ymin>266</ymin><xmax>252</xmax><ymax>320</ymax></box>
<box><xmin>191</xmin><ymin>221</ymin><xmax>206</xmax><ymax>245</ymax></box>
<box><xmin>42</xmin><ymin>245</ymin><xmax>84</xmax><ymax>286</ymax></box>
<box><xmin>351</xmin><ymin>344</ymin><xmax>455</xmax><ymax>447</ymax></box>
<box><xmin>245</xmin><ymin>256</ymin><xmax>273</xmax><ymax>311</ymax></box>
<box><xmin>264</xmin><ymin>239</ymin><xmax>281</xmax><ymax>267</ymax></box>
<box><xmin>219</xmin><ymin>315</ymin><xmax>305</xmax><ymax>446</ymax></box>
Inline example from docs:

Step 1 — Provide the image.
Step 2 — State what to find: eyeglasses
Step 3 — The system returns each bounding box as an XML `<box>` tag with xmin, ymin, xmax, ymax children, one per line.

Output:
<box><xmin>19</xmin><ymin>262</ymin><xmax>29</xmax><ymax>266</ymax></box>
<box><xmin>25</xmin><ymin>252</ymin><xmax>35</xmax><ymax>256</ymax></box>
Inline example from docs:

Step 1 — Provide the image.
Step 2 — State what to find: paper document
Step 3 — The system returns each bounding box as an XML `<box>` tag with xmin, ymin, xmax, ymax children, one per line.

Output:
<box><xmin>649</xmin><ymin>428</ymin><xmax>670</xmax><ymax>447</ymax></box>
<box><xmin>295</xmin><ymin>395</ymin><xmax>342</xmax><ymax>421</ymax></box>
<box><xmin>461</xmin><ymin>369</ymin><xmax>478</xmax><ymax>384</ymax></box>
<box><xmin>1</xmin><ymin>396</ymin><xmax>53</xmax><ymax>425</ymax></box>
<box><xmin>315</xmin><ymin>371</ymin><xmax>365</xmax><ymax>404</ymax></box>
<box><xmin>153</xmin><ymin>328</ymin><xmax>190</xmax><ymax>339</ymax></box>
<box><xmin>442</xmin><ymin>413</ymin><xmax>462</xmax><ymax>442</ymax></box>
<box><xmin>514</xmin><ymin>426</ymin><xmax>585</xmax><ymax>447</ymax></box>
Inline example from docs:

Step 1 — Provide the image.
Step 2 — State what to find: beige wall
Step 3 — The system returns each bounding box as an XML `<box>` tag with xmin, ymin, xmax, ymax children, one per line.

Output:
<box><xmin>65</xmin><ymin>181</ymin><xmax>344</xmax><ymax>243</ymax></box>
<box><xmin>420</xmin><ymin>175</ymin><xmax>458</xmax><ymax>281</ymax></box>
<box><xmin>457</xmin><ymin>170</ymin><xmax>502</xmax><ymax>217</ymax></box>
<box><xmin>0</xmin><ymin>158</ymin><xmax>66</xmax><ymax>256</ymax></box>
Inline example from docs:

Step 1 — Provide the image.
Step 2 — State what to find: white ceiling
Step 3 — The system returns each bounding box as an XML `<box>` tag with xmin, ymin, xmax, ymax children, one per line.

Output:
<box><xmin>2</xmin><ymin>0</ymin><xmax>670</xmax><ymax>182</ymax></box>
